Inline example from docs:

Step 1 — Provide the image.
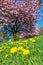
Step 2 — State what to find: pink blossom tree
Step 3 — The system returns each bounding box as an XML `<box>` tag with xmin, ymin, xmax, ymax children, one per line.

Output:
<box><xmin>0</xmin><ymin>0</ymin><xmax>40</xmax><ymax>38</ymax></box>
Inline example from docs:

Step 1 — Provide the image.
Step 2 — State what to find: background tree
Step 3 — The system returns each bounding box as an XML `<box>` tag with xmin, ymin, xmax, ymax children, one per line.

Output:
<box><xmin>40</xmin><ymin>26</ymin><xmax>43</xmax><ymax>35</ymax></box>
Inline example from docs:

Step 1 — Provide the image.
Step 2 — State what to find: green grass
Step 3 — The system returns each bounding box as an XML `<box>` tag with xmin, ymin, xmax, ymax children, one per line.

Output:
<box><xmin>0</xmin><ymin>35</ymin><xmax>43</xmax><ymax>65</ymax></box>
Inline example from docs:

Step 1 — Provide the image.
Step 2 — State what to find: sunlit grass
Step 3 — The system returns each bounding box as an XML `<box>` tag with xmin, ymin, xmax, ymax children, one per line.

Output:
<box><xmin>0</xmin><ymin>35</ymin><xmax>43</xmax><ymax>65</ymax></box>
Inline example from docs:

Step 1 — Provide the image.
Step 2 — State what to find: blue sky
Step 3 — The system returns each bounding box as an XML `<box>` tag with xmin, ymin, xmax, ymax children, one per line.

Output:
<box><xmin>36</xmin><ymin>6</ymin><xmax>43</xmax><ymax>28</ymax></box>
<box><xmin>38</xmin><ymin>0</ymin><xmax>43</xmax><ymax>27</ymax></box>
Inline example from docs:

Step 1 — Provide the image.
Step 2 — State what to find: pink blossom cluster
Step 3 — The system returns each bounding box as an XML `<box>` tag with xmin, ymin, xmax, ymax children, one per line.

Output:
<box><xmin>0</xmin><ymin>0</ymin><xmax>40</xmax><ymax>38</ymax></box>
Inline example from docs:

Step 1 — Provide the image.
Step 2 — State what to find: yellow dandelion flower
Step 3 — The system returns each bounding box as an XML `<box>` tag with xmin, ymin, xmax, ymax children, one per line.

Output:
<box><xmin>18</xmin><ymin>42</ymin><xmax>23</xmax><ymax>45</ymax></box>
<box><xmin>18</xmin><ymin>46</ymin><xmax>23</xmax><ymax>51</ymax></box>
<box><xmin>0</xmin><ymin>50</ymin><xmax>2</xmax><ymax>53</ymax></box>
<box><xmin>5</xmin><ymin>55</ymin><xmax>8</xmax><ymax>58</ymax></box>
<box><xmin>32</xmin><ymin>39</ymin><xmax>36</xmax><ymax>42</ymax></box>
<box><xmin>10</xmin><ymin>47</ymin><xmax>17</xmax><ymax>54</ymax></box>
<box><xmin>29</xmin><ymin>38</ymin><xmax>36</xmax><ymax>42</ymax></box>
<box><xmin>23</xmin><ymin>40</ymin><xmax>28</xmax><ymax>43</ymax></box>
<box><xmin>23</xmin><ymin>49</ymin><xmax>30</xmax><ymax>55</ymax></box>
<box><xmin>29</xmin><ymin>38</ymin><xmax>33</xmax><ymax>41</ymax></box>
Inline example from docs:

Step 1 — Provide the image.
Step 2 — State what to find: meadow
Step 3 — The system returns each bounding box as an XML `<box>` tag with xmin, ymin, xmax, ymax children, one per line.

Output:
<box><xmin>0</xmin><ymin>35</ymin><xmax>43</xmax><ymax>65</ymax></box>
